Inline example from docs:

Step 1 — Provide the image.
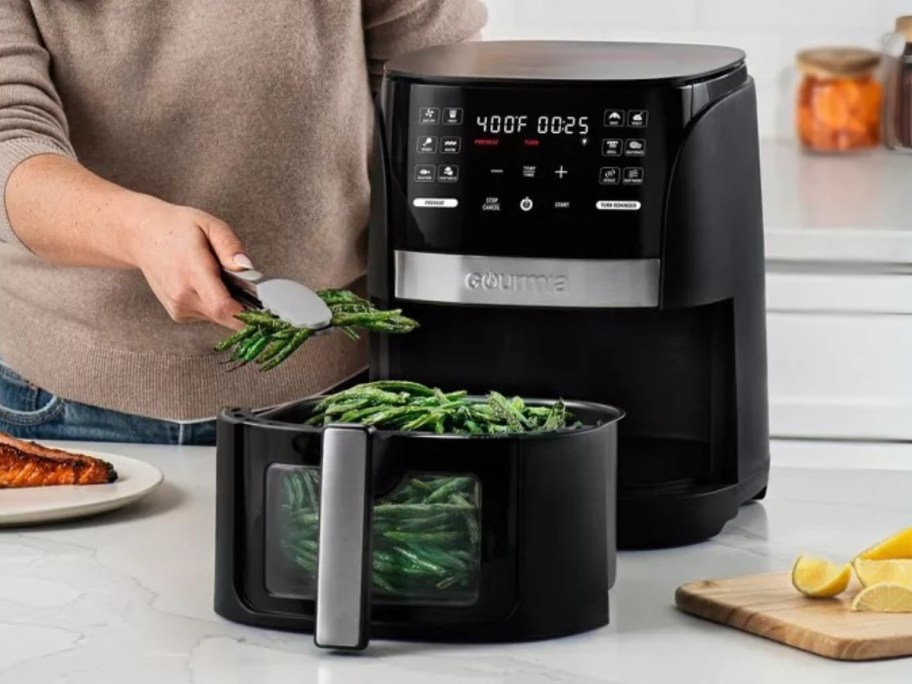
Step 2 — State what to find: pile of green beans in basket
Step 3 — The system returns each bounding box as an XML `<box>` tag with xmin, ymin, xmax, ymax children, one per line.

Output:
<box><xmin>307</xmin><ymin>380</ymin><xmax>580</xmax><ymax>434</ymax></box>
<box><xmin>280</xmin><ymin>469</ymin><xmax>481</xmax><ymax>596</ymax></box>
<box><xmin>214</xmin><ymin>290</ymin><xmax>418</xmax><ymax>372</ymax></box>
<box><xmin>279</xmin><ymin>382</ymin><xmax>582</xmax><ymax>596</ymax></box>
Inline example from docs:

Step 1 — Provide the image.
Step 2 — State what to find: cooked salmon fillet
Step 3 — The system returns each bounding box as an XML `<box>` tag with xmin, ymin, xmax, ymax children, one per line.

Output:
<box><xmin>0</xmin><ymin>432</ymin><xmax>117</xmax><ymax>488</ymax></box>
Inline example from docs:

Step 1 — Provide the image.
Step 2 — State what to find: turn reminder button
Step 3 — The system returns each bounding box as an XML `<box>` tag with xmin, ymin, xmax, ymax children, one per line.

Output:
<box><xmin>413</xmin><ymin>198</ymin><xmax>459</xmax><ymax>208</ymax></box>
<box><xmin>596</xmin><ymin>200</ymin><xmax>641</xmax><ymax>211</ymax></box>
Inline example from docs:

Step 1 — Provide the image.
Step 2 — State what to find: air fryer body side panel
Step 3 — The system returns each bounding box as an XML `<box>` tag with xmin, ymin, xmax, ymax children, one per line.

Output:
<box><xmin>662</xmin><ymin>78</ymin><xmax>770</xmax><ymax>483</ymax></box>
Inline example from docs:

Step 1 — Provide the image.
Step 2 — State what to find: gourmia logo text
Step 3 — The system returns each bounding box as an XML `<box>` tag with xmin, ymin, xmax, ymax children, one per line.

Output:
<box><xmin>464</xmin><ymin>271</ymin><xmax>570</xmax><ymax>293</ymax></box>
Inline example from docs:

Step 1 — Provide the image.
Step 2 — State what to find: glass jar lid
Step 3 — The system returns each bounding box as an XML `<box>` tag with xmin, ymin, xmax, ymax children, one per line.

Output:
<box><xmin>796</xmin><ymin>47</ymin><xmax>881</xmax><ymax>79</ymax></box>
<box><xmin>896</xmin><ymin>16</ymin><xmax>912</xmax><ymax>41</ymax></box>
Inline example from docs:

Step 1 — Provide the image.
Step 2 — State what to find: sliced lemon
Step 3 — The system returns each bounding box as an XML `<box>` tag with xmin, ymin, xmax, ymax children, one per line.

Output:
<box><xmin>851</xmin><ymin>583</ymin><xmax>912</xmax><ymax>613</ymax></box>
<box><xmin>792</xmin><ymin>554</ymin><xmax>852</xmax><ymax>598</ymax></box>
<box><xmin>855</xmin><ymin>527</ymin><xmax>912</xmax><ymax>561</ymax></box>
<box><xmin>853</xmin><ymin>558</ymin><xmax>912</xmax><ymax>588</ymax></box>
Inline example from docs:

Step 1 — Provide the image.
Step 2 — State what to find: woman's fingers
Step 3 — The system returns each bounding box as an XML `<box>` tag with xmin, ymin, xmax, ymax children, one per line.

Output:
<box><xmin>192</xmin><ymin>257</ymin><xmax>245</xmax><ymax>330</ymax></box>
<box><xmin>201</xmin><ymin>217</ymin><xmax>253</xmax><ymax>272</ymax></box>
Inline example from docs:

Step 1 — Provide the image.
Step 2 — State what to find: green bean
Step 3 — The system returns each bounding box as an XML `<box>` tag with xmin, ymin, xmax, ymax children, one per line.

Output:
<box><xmin>236</xmin><ymin>311</ymin><xmax>290</xmax><ymax>329</ymax></box>
<box><xmin>316</xmin><ymin>289</ymin><xmax>364</xmax><ymax>304</ymax></box>
<box><xmin>259</xmin><ymin>329</ymin><xmax>311</xmax><ymax>372</ymax></box>
<box><xmin>282</xmin><ymin>477</ymin><xmax>299</xmax><ymax>510</ymax></box>
<box><xmin>292</xmin><ymin>539</ymin><xmax>319</xmax><ymax>553</ymax></box>
<box><xmin>382</xmin><ymin>530</ymin><xmax>463</xmax><ymax>544</ymax></box>
<box><xmin>374</xmin><ymin>503</ymin><xmax>474</xmax><ymax>516</ymax></box>
<box><xmin>436</xmin><ymin>575</ymin><xmax>466</xmax><ymax>590</ymax></box>
<box><xmin>214</xmin><ymin>325</ymin><xmax>256</xmax><ymax>352</ymax></box>
<box><xmin>293</xmin><ymin>553</ymin><xmax>316</xmax><ymax>572</ymax></box>
<box><xmin>355</xmin><ymin>381</ymin><xmax>437</xmax><ymax>396</ymax></box>
<box><xmin>241</xmin><ymin>335</ymin><xmax>270</xmax><ymax>363</ymax></box>
<box><xmin>386</xmin><ymin>479</ymin><xmax>433</xmax><ymax>504</ymax></box>
<box><xmin>290</xmin><ymin>510</ymin><xmax>319</xmax><ymax>525</ymax></box>
<box><xmin>542</xmin><ymin>400</ymin><xmax>568</xmax><ymax>431</ymax></box>
<box><xmin>392</xmin><ymin>512</ymin><xmax>457</xmax><ymax>531</ymax></box>
<box><xmin>373</xmin><ymin>549</ymin><xmax>398</xmax><ymax>566</ymax></box>
<box><xmin>372</xmin><ymin>574</ymin><xmax>398</xmax><ymax>594</ymax></box>
<box><xmin>256</xmin><ymin>337</ymin><xmax>289</xmax><ymax>364</ymax></box>
<box><xmin>337</xmin><ymin>326</ymin><xmax>361</xmax><ymax>341</ymax></box>
<box><xmin>427</xmin><ymin>477</ymin><xmax>474</xmax><ymax>504</ymax></box>
<box><xmin>302</xmin><ymin>471</ymin><xmax>318</xmax><ymax>509</ymax></box>
<box><xmin>337</xmin><ymin>404</ymin><xmax>398</xmax><ymax>423</ymax></box>
<box><xmin>232</xmin><ymin>330</ymin><xmax>263</xmax><ymax>360</ymax></box>
<box><xmin>462</xmin><ymin>511</ymin><xmax>481</xmax><ymax>547</ymax></box>
<box><xmin>391</xmin><ymin>546</ymin><xmax>448</xmax><ymax>577</ymax></box>
<box><xmin>372</xmin><ymin>558</ymin><xmax>400</xmax><ymax>575</ymax></box>
<box><xmin>404</xmin><ymin>543</ymin><xmax>468</xmax><ymax>572</ymax></box>
<box><xmin>488</xmin><ymin>391</ymin><xmax>529</xmax><ymax>430</ymax></box>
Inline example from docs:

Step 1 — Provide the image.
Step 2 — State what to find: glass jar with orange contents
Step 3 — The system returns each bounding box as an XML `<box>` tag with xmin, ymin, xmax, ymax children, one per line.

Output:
<box><xmin>796</xmin><ymin>48</ymin><xmax>882</xmax><ymax>153</ymax></box>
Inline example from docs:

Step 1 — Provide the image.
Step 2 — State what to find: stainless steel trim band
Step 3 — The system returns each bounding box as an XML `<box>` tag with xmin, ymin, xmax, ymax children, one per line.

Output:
<box><xmin>394</xmin><ymin>251</ymin><xmax>660</xmax><ymax>308</ymax></box>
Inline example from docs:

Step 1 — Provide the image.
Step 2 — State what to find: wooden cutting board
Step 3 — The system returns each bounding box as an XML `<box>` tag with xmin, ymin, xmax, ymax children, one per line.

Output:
<box><xmin>676</xmin><ymin>572</ymin><xmax>912</xmax><ymax>661</ymax></box>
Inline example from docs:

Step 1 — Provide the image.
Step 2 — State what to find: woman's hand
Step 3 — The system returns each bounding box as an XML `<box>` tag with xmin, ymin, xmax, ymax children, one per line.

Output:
<box><xmin>125</xmin><ymin>196</ymin><xmax>250</xmax><ymax>330</ymax></box>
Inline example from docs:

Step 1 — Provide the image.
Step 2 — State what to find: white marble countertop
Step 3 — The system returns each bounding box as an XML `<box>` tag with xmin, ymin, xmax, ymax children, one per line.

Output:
<box><xmin>3</xmin><ymin>441</ymin><xmax>912</xmax><ymax>684</ymax></box>
<box><xmin>761</xmin><ymin>140</ymin><xmax>912</xmax><ymax>267</ymax></box>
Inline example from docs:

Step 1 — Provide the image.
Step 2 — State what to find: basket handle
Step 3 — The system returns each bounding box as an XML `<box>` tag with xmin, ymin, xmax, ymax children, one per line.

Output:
<box><xmin>314</xmin><ymin>425</ymin><xmax>373</xmax><ymax>651</ymax></box>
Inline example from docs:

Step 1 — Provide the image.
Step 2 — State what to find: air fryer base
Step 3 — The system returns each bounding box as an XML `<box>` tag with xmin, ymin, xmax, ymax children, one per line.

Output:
<box><xmin>213</xmin><ymin>594</ymin><xmax>610</xmax><ymax>643</ymax></box>
<box><xmin>617</xmin><ymin>469</ymin><xmax>769</xmax><ymax>549</ymax></box>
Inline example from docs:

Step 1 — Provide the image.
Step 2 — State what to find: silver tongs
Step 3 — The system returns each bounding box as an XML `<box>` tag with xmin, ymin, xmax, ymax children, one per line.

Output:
<box><xmin>222</xmin><ymin>268</ymin><xmax>333</xmax><ymax>330</ymax></box>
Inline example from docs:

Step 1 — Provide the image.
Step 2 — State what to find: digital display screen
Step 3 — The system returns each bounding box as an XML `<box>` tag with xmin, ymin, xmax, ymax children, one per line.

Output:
<box><xmin>475</xmin><ymin>114</ymin><xmax>590</xmax><ymax>136</ymax></box>
<box><xmin>400</xmin><ymin>84</ymin><xmax>688</xmax><ymax>260</ymax></box>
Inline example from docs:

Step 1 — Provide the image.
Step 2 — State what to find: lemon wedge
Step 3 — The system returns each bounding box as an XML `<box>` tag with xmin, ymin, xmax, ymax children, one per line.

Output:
<box><xmin>855</xmin><ymin>527</ymin><xmax>912</xmax><ymax>561</ymax></box>
<box><xmin>792</xmin><ymin>554</ymin><xmax>852</xmax><ymax>598</ymax></box>
<box><xmin>853</xmin><ymin>558</ymin><xmax>912</xmax><ymax>588</ymax></box>
<box><xmin>851</xmin><ymin>583</ymin><xmax>912</xmax><ymax>613</ymax></box>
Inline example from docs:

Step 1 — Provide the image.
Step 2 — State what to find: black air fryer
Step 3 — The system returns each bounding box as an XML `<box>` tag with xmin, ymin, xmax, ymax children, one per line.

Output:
<box><xmin>368</xmin><ymin>41</ymin><xmax>770</xmax><ymax>549</ymax></box>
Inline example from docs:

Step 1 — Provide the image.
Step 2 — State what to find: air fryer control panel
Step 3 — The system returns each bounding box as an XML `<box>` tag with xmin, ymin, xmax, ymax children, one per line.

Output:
<box><xmin>393</xmin><ymin>84</ymin><xmax>690</xmax><ymax>260</ymax></box>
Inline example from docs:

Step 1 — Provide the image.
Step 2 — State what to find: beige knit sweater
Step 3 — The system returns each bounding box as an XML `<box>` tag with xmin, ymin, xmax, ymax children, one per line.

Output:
<box><xmin>0</xmin><ymin>0</ymin><xmax>487</xmax><ymax>420</ymax></box>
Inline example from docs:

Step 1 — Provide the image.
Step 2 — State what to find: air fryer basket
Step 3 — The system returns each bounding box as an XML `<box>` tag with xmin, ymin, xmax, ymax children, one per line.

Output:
<box><xmin>214</xmin><ymin>397</ymin><xmax>622</xmax><ymax>649</ymax></box>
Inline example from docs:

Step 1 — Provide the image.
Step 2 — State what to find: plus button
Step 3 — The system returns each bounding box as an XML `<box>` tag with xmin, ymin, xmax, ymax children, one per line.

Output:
<box><xmin>555</xmin><ymin>166</ymin><xmax>569</xmax><ymax>179</ymax></box>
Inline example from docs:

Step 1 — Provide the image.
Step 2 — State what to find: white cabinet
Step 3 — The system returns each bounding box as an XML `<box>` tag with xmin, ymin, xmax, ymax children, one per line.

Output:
<box><xmin>761</xmin><ymin>141</ymin><xmax>912</xmax><ymax>443</ymax></box>
<box><xmin>767</xmin><ymin>272</ymin><xmax>912</xmax><ymax>441</ymax></box>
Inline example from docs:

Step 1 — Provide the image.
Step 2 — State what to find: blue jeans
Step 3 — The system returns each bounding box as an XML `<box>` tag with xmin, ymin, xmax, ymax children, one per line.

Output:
<box><xmin>0</xmin><ymin>360</ymin><xmax>216</xmax><ymax>445</ymax></box>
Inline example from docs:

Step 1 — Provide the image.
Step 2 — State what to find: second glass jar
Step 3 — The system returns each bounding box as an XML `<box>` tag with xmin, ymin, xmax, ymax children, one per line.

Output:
<box><xmin>796</xmin><ymin>47</ymin><xmax>883</xmax><ymax>153</ymax></box>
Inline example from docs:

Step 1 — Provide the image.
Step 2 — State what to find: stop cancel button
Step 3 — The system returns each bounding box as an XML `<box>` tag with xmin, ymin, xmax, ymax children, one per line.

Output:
<box><xmin>596</xmin><ymin>200</ymin><xmax>641</xmax><ymax>211</ymax></box>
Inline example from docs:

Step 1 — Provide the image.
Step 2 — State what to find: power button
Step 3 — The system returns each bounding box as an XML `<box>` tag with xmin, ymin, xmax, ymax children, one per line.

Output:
<box><xmin>520</xmin><ymin>197</ymin><xmax>534</xmax><ymax>212</ymax></box>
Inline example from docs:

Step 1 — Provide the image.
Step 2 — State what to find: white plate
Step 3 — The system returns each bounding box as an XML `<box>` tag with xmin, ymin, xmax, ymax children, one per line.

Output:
<box><xmin>0</xmin><ymin>450</ymin><xmax>164</xmax><ymax>526</ymax></box>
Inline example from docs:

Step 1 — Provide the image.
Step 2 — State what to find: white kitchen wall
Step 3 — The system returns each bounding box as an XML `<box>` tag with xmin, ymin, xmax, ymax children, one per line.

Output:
<box><xmin>483</xmin><ymin>0</ymin><xmax>911</xmax><ymax>139</ymax></box>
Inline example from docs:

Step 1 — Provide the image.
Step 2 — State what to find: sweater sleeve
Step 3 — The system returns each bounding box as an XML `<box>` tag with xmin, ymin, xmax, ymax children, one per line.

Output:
<box><xmin>0</xmin><ymin>0</ymin><xmax>76</xmax><ymax>247</ymax></box>
<box><xmin>363</xmin><ymin>0</ymin><xmax>488</xmax><ymax>94</ymax></box>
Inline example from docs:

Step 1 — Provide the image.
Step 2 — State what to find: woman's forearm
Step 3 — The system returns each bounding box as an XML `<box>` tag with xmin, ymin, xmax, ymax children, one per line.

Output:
<box><xmin>4</xmin><ymin>153</ymin><xmax>249</xmax><ymax>329</ymax></box>
<box><xmin>5</xmin><ymin>154</ymin><xmax>146</xmax><ymax>268</ymax></box>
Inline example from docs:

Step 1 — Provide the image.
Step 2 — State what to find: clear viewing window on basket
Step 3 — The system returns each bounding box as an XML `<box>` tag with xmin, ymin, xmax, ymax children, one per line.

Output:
<box><xmin>264</xmin><ymin>464</ymin><xmax>482</xmax><ymax>606</ymax></box>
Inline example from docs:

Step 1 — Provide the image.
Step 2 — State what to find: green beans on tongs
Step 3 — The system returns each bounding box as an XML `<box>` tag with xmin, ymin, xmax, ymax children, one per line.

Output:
<box><xmin>214</xmin><ymin>290</ymin><xmax>418</xmax><ymax>371</ymax></box>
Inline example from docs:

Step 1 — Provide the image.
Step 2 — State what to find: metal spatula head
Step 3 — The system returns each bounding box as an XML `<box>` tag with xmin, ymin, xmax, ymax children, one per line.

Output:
<box><xmin>223</xmin><ymin>269</ymin><xmax>333</xmax><ymax>330</ymax></box>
